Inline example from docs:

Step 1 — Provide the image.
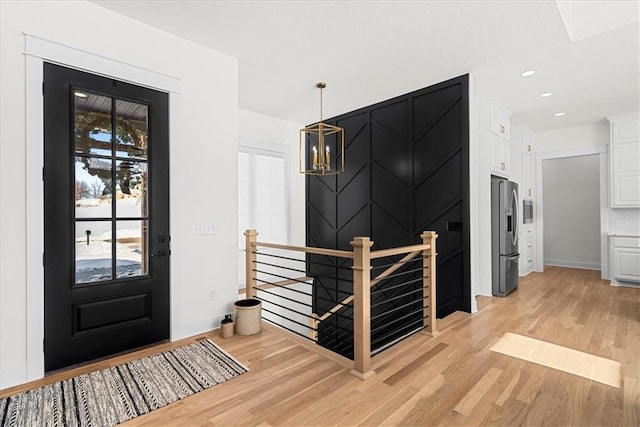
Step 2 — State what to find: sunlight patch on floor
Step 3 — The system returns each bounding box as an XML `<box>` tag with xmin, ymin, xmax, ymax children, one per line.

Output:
<box><xmin>490</xmin><ymin>332</ymin><xmax>621</xmax><ymax>388</ymax></box>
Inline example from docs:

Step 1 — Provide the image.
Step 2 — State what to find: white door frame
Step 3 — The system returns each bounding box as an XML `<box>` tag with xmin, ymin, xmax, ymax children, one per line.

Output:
<box><xmin>535</xmin><ymin>145</ymin><xmax>608</xmax><ymax>277</ymax></box>
<box><xmin>24</xmin><ymin>34</ymin><xmax>183</xmax><ymax>382</ymax></box>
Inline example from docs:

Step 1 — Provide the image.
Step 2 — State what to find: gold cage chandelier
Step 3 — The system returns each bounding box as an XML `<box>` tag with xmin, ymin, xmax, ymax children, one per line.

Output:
<box><xmin>299</xmin><ymin>83</ymin><xmax>345</xmax><ymax>175</ymax></box>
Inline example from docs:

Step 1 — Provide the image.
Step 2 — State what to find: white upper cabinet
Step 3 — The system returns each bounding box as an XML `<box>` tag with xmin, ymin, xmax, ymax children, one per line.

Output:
<box><xmin>522</xmin><ymin>151</ymin><xmax>536</xmax><ymax>200</ymax></box>
<box><xmin>517</xmin><ymin>126</ymin><xmax>535</xmax><ymax>200</ymax></box>
<box><xmin>611</xmin><ymin>115</ymin><xmax>640</xmax><ymax>144</ymax></box>
<box><xmin>490</xmin><ymin>103</ymin><xmax>510</xmax><ymax>140</ymax></box>
<box><xmin>491</xmin><ymin>134</ymin><xmax>510</xmax><ymax>177</ymax></box>
<box><xmin>608</xmin><ymin>113</ymin><xmax>640</xmax><ymax>207</ymax></box>
<box><xmin>522</xmin><ymin>127</ymin><xmax>533</xmax><ymax>153</ymax></box>
<box><xmin>488</xmin><ymin>102</ymin><xmax>511</xmax><ymax>178</ymax></box>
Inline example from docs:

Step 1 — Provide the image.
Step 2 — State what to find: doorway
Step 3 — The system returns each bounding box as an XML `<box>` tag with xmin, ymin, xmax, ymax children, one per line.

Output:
<box><xmin>43</xmin><ymin>63</ymin><xmax>170</xmax><ymax>371</ymax></box>
<box><xmin>536</xmin><ymin>145</ymin><xmax>610</xmax><ymax>279</ymax></box>
<box><xmin>542</xmin><ymin>155</ymin><xmax>601</xmax><ymax>269</ymax></box>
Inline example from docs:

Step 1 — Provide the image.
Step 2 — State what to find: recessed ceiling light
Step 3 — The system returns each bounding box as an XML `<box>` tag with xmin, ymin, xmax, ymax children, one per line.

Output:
<box><xmin>521</xmin><ymin>70</ymin><xmax>536</xmax><ymax>77</ymax></box>
<box><xmin>539</xmin><ymin>92</ymin><xmax>553</xmax><ymax>98</ymax></box>
<box><xmin>553</xmin><ymin>112</ymin><xmax>565</xmax><ymax>117</ymax></box>
<box><xmin>74</xmin><ymin>91</ymin><xmax>88</xmax><ymax>98</ymax></box>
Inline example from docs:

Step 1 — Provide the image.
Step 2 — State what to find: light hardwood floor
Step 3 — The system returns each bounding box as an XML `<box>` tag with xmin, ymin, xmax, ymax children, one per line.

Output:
<box><xmin>2</xmin><ymin>266</ymin><xmax>639</xmax><ymax>425</ymax></box>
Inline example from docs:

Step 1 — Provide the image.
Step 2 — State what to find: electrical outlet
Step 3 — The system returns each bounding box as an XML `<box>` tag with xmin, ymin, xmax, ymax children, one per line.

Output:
<box><xmin>196</xmin><ymin>224</ymin><xmax>216</xmax><ymax>235</ymax></box>
<box><xmin>209</xmin><ymin>290</ymin><xmax>216</xmax><ymax>301</ymax></box>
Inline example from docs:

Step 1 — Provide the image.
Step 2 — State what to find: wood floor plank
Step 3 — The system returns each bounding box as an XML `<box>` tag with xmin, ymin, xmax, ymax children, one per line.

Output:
<box><xmin>356</xmin><ymin>385</ymin><xmax>421</xmax><ymax>426</ymax></box>
<box><xmin>2</xmin><ymin>266</ymin><xmax>638</xmax><ymax>426</ymax></box>
<box><xmin>622</xmin><ymin>376</ymin><xmax>640</xmax><ymax>426</ymax></box>
<box><xmin>263</xmin><ymin>370</ymin><xmax>353</xmax><ymax>426</ymax></box>
<box><xmin>379</xmin><ymin>375</ymin><xmax>445</xmax><ymax>426</ymax></box>
<box><xmin>398</xmin><ymin>355</ymin><xmax>495</xmax><ymax>425</ymax></box>
<box><xmin>383</xmin><ymin>342</ymin><xmax>448</xmax><ymax>386</ymax></box>
<box><xmin>453</xmin><ymin>367</ymin><xmax>503</xmax><ymax>415</ymax></box>
<box><xmin>482</xmin><ymin>398</ymin><xmax>531</xmax><ymax>426</ymax></box>
<box><xmin>495</xmin><ymin>369</ymin><xmax>521</xmax><ymax>407</ymax></box>
<box><xmin>577</xmin><ymin>383</ymin><xmax>607</xmax><ymax>426</ymax></box>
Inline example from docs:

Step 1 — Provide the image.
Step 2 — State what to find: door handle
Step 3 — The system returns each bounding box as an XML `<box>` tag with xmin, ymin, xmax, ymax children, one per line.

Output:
<box><xmin>512</xmin><ymin>189</ymin><xmax>519</xmax><ymax>246</ymax></box>
<box><xmin>152</xmin><ymin>249</ymin><xmax>171</xmax><ymax>257</ymax></box>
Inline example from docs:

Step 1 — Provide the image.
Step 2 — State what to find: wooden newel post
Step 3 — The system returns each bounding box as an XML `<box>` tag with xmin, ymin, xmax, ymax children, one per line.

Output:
<box><xmin>309</xmin><ymin>313</ymin><xmax>319</xmax><ymax>342</ymax></box>
<box><xmin>351</xmin><ymin>236</ymin><xmax>375</xmax><ymax>380</ymax></box>
<box><xmin>244</xmin><ymin>229</ymin><xmax>258</xmax><ymax>299</ymax></box>
<box><xmin>421</xmin><ymin>231</ymin><xmax>438</xmax><ymax>336</ymax></box>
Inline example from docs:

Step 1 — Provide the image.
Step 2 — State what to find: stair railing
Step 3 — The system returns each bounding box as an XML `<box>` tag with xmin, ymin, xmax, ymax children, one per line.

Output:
<box><xmin>244</xmin><ymin>229</ymin><xmax>437</xmax><ymax>380</ymax></box>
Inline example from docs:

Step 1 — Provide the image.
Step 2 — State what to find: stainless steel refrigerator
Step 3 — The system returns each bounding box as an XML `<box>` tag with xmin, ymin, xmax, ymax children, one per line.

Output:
<box><xmin>491</xmin><ymin>176</ymin><xmax>519</xmax><ymax>296</ymax></box>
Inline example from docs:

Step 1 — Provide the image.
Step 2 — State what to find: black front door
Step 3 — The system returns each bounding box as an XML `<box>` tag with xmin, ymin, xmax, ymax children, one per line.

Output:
<box><xmin>43</xmin><ymin>63</ymin><xmax>170</xmax><ymax>371</ymax></box>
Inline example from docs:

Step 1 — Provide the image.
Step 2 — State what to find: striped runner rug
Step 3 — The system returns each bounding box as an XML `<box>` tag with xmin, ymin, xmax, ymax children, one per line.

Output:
<box><xmin>0</xmin><ymin>339</ymin><xmax>248</xmax><ymax>426</ymax></box>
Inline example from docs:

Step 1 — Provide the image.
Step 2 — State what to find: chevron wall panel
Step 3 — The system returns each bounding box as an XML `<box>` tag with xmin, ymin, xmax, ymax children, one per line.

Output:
<box><xmin>307</xmin><ymin>75</ymin><xmax>470</xmax><ymax>354</ymax></box>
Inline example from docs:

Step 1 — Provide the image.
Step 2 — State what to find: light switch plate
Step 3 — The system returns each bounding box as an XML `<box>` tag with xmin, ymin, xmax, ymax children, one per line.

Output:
<box><xmin>196</xmin><ymin>224</ymin><xmax>215</xmax><ymax>235</ymax></box>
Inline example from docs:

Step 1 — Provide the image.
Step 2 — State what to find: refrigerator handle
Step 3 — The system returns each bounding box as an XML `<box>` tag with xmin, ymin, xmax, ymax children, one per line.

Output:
<box><xmin>512</xmin><ymin>188</ymin><xmax>519</xmax><ymax>246</ymax></box>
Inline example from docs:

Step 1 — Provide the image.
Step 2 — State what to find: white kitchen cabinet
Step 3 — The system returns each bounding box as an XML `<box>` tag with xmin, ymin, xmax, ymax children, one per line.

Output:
<box><xmin>522</xmin><ymin>128</ymin><xmax>533</xmax><ymax>153</ymax></box>
<box><xmin>608</xmin><ymin>113</ymin><xmax>640</xmax><ymax>207</ymax></box>
<box><xmin>611</xmin><ymin>142</ymin><xmax>640</xmax><ymax>206</ymax></box>
<box><xmin>490</xmin><ymin>103</ymin><xmax>510</xmax><ymax>140</ymax></box>
<box><xmin>522</xmin><ymin>151</ymin><xmax>535</xmax><ymax>200</ymax></box>
<box><xmin>610</xmin><ymin>236</ymin><xmax>640</xmax><ymax>284</ymax></box>
<box><xmin>512</xmin><ymin>125</ymin><xmax>536</xmax><ymax>276</ymax></box>
<box><xmin>519</xmin><ymin>224</ymin><xmax>536</xmax><ymax>276</ymax></box>
<box><xmin>479</xmin><ymin>99</ymin><xmax>512</xmax><ymax>178</ymax></box>
<box><xmin>491</xmin><ymin>134</ymin><xmax>510</xmax><ymax>177</ymax></box>
<box><xmin>611</xmin><ymin>115</ymin><xmax>640</xmax><ymax>143</ymax></box>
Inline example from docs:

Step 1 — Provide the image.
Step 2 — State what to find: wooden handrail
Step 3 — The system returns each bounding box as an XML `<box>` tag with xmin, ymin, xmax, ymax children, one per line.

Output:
<box><xmin>370</xmin><ymin>243</ymin><xmax>430</xmax><ymax>259</ymax></box>
<box><xmin>239</xmin><ymin>276</ymin><xmax>313</xmax><ymax>295</ymax></box>
<box><xmin>318</xmin><ymin>295</ymin><xmax>354</xmax><ymax>321</ymax></box>
<box><xmin>317</xmin><ymin>250</ymin><xmax>421</xmax><ymax>321</ymax></box>
<box><xmin>254</xmin><ymin>241</ymin><xmax>354</xmax><ymax>259</ymax></box>
<box><xmin>370</xmin><ymin>251</ymin><xmax>421</xmax><ymax>287</ymax></box>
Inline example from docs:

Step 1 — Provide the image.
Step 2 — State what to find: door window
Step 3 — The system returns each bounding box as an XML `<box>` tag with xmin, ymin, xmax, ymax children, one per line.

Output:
<box><xmin>74</xmin><ymin>91</ymin><xmax>149</xmax><ymax>284</ymax></box>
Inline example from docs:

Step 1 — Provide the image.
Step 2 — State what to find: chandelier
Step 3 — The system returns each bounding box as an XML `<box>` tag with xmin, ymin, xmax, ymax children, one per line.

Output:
<box><xmin>299</xmin><ymin>83</ymin><xmax>345</xmax><ymax>175</ymax></box>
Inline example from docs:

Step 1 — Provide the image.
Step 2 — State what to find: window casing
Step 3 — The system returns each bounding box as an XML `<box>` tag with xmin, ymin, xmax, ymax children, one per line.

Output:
<box><xmin>238</xmin><ymin>138</ymin><xmax>290</xmax><ymax>287</ymax></box>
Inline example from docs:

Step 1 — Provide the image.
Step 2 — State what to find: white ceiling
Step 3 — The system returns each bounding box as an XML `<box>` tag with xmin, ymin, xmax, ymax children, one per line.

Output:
<box><xmin>92</xmin><ymin>0</ymin><xmax>639</xmax><ymax>133</ymax></box>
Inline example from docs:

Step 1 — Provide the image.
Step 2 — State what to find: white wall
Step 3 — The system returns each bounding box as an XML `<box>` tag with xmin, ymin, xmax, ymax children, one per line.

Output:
<box><xmin>535</xmin><ymin>121</ymin><xmax>609</xmax><ymax>152</ymax></box>
<box><xmin>542</xmin><ymin>155</ymin><xmax>601</xmax><ymax>269</ymax></box>
<box><xmin>1</xmin><ymin>1</ymin><xmax>238</xmax><ymax>388</ymax></box>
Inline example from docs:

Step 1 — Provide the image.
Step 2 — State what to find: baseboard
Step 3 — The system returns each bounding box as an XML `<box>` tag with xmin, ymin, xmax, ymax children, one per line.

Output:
<box><xmin>543</xmin><ymin>259</ymin><xmax>600</xmax><ymax>271</ymax></box>
<box><xmin>178</xmin><ymin>317</ymin><xmax>222</xmax><ymax>340</ymax></box>
<box><xmin>610</xmin><ymin>278</ymin><xmax>640</xmax><ymax>288</ymax></box>
<box><xmin>0</xmin><ymin>363</ymin><xmax>27</xmax><ymax>391</ymax></box>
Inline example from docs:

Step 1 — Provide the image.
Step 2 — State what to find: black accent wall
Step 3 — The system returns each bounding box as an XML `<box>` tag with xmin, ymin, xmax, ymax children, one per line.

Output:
<box><xmin>306</xmin><ymin>75</ymin><xmax>470</xmax><ymax>355</ymax></box>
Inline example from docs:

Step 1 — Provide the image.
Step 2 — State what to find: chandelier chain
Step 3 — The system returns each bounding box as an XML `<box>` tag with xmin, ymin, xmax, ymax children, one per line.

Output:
<box><xmin>319</xmin><ymin>86</ymin><xmax>323</xmax><ymax>121</ymax></box>
<box><xmin>316</xmin><ymin>82</ymin><xmax>326</xmax><ymax>122</ymax></box>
